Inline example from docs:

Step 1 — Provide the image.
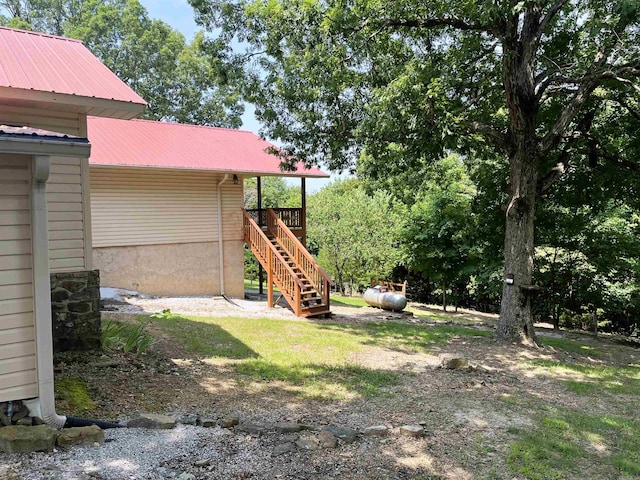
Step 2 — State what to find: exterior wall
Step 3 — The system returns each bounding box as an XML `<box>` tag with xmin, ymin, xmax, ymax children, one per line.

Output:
<box><xmin>50</xmin><ymin>270</ymin><xmax>101</xmax><ymax>352</ymax></box>
<box><xmin>0</xmin><ymin>154</ymin><xmax>37</xmax><ymax>403</ymax></box>
<box><xmin>91</xmin><ymin>167</ymin><xmax>245</xmax><ymax>296</ymax></box>
<box><xmin>93</xmin><ymin>240</ymin><xmax>244</xmax><ymax>297</ymax></box>
<box><xmin>0</xmin><ymin>104</ymin><xmax>91</xmax><ymax>273</ymax></box>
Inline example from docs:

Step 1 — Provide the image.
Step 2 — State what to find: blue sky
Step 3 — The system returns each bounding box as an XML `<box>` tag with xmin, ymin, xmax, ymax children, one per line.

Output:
<box><xmin>138</xmin><ymin>0</ymin><xmax>344</xmax><ymax>191</ymax></box>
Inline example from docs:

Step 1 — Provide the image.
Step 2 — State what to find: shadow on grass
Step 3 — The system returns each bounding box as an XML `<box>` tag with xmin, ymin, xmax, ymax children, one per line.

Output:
<box><xmin>150</xmin><ymin>314</ymin><xmax>259</xmax><ymax>360</ymax></box>
<box><xmin>147</xmin><ymin>314</ymin><xmax>401</xmax><ymax>399</ymax></box>
<box><xmin>237</xmin><ymin>359</ymin><xmax>400</xmax><ymax>399</ymax></box>
<box><xmin>317</xmin><ymin>321</ymin><xmax>492</xmax><ymax>354</ymax></box>
<box><xmin>508</xmin><ymin>409</ymin><xmax>640</xmax><ymax>479</ymax></box>
<box><xmin>530</xmin><ymin>359</ymin><xmax>640</xmax><ymax>395</ymax></box>
<box><xmin>538</xmin><ymin>335</ymin><xmax>602</xmax><ymax>357</ymax></box>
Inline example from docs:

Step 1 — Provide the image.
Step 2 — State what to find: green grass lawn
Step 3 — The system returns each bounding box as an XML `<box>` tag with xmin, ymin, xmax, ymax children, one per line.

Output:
<box><xmin>508</xmin><ymin>409</ymin><xmax>640</xmax><ymax>479</ymax></box>
<box><xmin>244</xmin><ymin>278</ymin><xmax>280</xmax><ymax>292</ymax></box>
<box><xmin>538</xmin><ymin>335</ymin><xmax>602</xmax><ymax>357</ymax></box>
<box><xmin>330</xmin><ymin>294</ymin><xmax>368</xmax><ymax>307</ymax></box>
<box><xmin>530</xmin><ymin>359</ymin><xmax>640</xmax><ymax>396</ymax></box>
<box><xmin>148</xmin><ymin>313</ymin><xmax>489</xmax><ymax>399</ymax></box>
<box><xmin>510</xmin><ymin>355</ymin><xmax>640</xmax><ymax>478</ymax></box>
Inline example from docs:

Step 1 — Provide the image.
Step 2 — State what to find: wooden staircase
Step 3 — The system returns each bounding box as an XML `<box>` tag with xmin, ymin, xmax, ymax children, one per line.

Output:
<box><xmin>243</xmin><ymin>208</ymin><xmax>331</xmax><ymax>317</ymax></box>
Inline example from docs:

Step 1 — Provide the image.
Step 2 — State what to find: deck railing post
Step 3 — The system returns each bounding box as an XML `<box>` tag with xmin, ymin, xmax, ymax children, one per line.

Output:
<box><xmin>267</xmin><ymin>248</ymin><xmax>274</xmax><ymax>308</ymax></box>
<box><xmin>294</xmin><ymin>283</ymin><xmax>301</xmax><ymax>316</ymax></box>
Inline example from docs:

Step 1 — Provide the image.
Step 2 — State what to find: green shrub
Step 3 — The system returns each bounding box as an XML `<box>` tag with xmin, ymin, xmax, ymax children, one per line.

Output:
<box><xmin>102</xmin><ymin>317</ymin><xmax>155</xmax><ymax>355</ymax></box>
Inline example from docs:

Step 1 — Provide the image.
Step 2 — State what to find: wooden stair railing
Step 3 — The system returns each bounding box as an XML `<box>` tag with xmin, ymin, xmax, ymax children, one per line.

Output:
<box><xmin>266</xmin><ymin>208</ymin><xmax>333</xmax><ymax>311</ymax></box>
<box><xmin>242</xmin><ymin>210</ymin><xmax>304</xmax><ymax>316</ymax></box>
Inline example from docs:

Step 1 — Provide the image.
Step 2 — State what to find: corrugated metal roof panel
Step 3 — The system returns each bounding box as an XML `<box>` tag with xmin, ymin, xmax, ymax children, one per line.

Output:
<box><xmin>0</xmin><ymin>26</ymin><xmax>146</xmax><ymax>107</ymax></box>
<box><xmin>87</xmin><ymin>117</ymin><xmax>329</xmax><ymax>178</ymax></box>
<box><xmin>0</xmin><ymin>125</ymin><xmax>86</xmax><ymax>142</ymax></box>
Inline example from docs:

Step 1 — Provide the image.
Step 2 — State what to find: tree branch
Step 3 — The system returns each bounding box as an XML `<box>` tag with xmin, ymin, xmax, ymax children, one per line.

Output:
<box><xmin>579</xmin><ymin>147</ymin><xmax>640</xmax><ymax>173</ymax></box>
<box><xmin>536</xmin><ymin>0</ymin><xmax>570</xmax><ymax>42</ymax></box>
<box><xmin>539</xmin><ymin>19</ymin><xmax>632</xmax><ymax>157</ymax></box>
<box><xmin>381</xmin><ymin>17</ymin><xmax>503</xmax><ymax>36</ymax></box>
<box><xmin>613</xmin><ymin>97</ymin><xmax>640</xmax><ymax>122</ymax></box>
<box><xmin>462</xmin><ymin>120</ymin><xmax>508</xmax><ymax>150</ymax></box>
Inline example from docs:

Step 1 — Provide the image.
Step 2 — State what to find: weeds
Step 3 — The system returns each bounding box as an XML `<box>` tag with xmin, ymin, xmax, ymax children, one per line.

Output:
<box><xmin>102</xmin><ymin>317</ymin><xmax>155</xmax><ymax>355</ymax></box>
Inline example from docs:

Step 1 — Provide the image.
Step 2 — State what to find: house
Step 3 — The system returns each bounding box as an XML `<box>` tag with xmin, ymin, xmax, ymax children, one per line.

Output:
<box><xmin>0</xmin><ymin>27</ymin><xmax>145</xmax><ymax>422</ymax></box>
<box><xmin>86</xmin><ymin>116</ymin><xmax>331</xmax><ymax>315</ymax></box>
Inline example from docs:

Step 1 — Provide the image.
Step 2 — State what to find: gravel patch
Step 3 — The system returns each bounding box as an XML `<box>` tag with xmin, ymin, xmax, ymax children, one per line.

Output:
<box><xmin>128</xmin><ymin>295</ymin><xmax>298</xmax><ymax>320</ymax></box>
<box><xmin>102</xmin><ymin>290</ymin><xmax>300</xmax><ymax>320</ymax></box>
<box><xmin>2</xmin><ymin>425</ymin><xmax>280</xmax><ymax>480</ymax></box>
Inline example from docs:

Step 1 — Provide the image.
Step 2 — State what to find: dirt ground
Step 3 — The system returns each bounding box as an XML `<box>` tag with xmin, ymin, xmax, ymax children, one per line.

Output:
<box><xmin>46</xmin><ymin>295</ymin><xmax>639</xmax><ymax>479</ymax></box>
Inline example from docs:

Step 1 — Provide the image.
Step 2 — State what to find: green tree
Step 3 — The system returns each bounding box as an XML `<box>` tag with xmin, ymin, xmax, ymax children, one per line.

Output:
<box><xmin>402</xmin><ymin>156</ymin><xmax>477</xmax><ymax>311</ymax></box>
<box><xmin>0</xmin><ymin>0</ymin><xmax>243</xmax><ymax>127</ymax></box>
<box><xmin>308</xmin><ymin>180</ymin><xmax>404</xmax><ymax>294</ymax></box>
<box><xmin>191</xmin><ymin>0</ymin><xmax>639</xmax><ymax>343</ymax></box>
<box><xmin>243</xmin><ymin>176</ymin><xmax>300</xmax><ymax>209</ymax></box>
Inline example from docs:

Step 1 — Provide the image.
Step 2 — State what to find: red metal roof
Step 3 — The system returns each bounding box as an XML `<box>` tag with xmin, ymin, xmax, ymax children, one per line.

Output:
<box><xmin>0</xmin><ymin>27</ymin><xmax>146</xmax><ymax>114</ymax></box>
<box><xmin>87</xmin><ymin>117</ymin><xmax>329</xmax><ymax>177</ymax></box>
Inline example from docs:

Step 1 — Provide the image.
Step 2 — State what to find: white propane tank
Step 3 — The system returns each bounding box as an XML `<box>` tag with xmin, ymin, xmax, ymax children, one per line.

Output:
<box><xmin>363</xmin><ymin>286</ymin><xmax>407</xmax><ymax>312</ymax></box>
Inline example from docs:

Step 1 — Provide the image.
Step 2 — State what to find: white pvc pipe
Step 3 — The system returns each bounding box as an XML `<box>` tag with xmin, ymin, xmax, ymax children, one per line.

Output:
<box><xmin>217</xmin><ymin>174</ymin><xmax>229</xmax><ymax>295</ymax></box>
<box><xmin>31</xmin><ymin>155</ymin><xmax>66</xmax><ymax>428</ymax></box>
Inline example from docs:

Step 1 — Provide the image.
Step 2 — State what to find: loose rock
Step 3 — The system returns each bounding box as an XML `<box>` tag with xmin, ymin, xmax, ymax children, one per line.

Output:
<box><xmin>235</xmin><ymin>423</ymin><xmax>266</xmax><ymax>436</ymax></box>
<box><xmin>275</xmin><ymin>422</ymin><xmax>303</xmax><ymax>433</ymax></box>
<box><xmin>273</xmin><ymin>442</ymin><xmax>296</xmax><ymax>456</ymax></box>
<box><xmin>317</xmin><ymin>430</ymin><xmax>338</xmax><ymax>449</ymax></box>
<box><xmin>127</xmin><ymin>413</ymin><xmax>176</xmax><ymax>429</ymax></box>
<box><xmin>441</xmin><ymin>355</ymin><xmax>469</xmax><ymax>370</ymax></box>
<box><xmin>0</xmin><ymin>425</ymin><xmax>58</xmax><ymax>453</ymax></box>
<box><xmin>399</xmin><ymin>425</ymin><xmax>424</xmax><ymax>437</ymax></box>
<box><xmin>322</xmin><ymin>425</ymin><xmax>358</xmax><ymax>443</ymax></box>
<box><xmin>178</xmin><ymin>413</ymin><xmax>199</xmax><ymax>426</ymax></box>
<box><xmin>219</xmin><ymin>415</ymin><xmax>240</xmax><ymax>428</ymax></box>
<box><xmin>199</xmin><ymin>418</ymin><xmax>217</xmax><ymax>428</ymax></box>
<box><xmin>57</xmin><ymin>425</ymin><xmax>105</xmax><ymax>448</ymax></box>
<box><xmin>296</xmin><ymin>438</ymin><xmax>320</xmax><ymax>451</ymax></box>
<box><xmin>11</xmin><ymin>404</ymin><xmax>29</xmax><ymax>423</ymax></box>
<box><xmin>363</xmin><ymin>425</ymin><xmax>389</xmax><ymax>437</ymax></box>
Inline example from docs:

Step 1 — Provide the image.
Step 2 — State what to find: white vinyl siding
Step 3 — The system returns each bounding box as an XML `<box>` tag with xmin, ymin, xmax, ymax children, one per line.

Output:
<box><xmin>0</xmin><ymin>104</ymin><xmax>89</xmax><ymax>272</ymax></box>
<box><xmin>48</xmin><ymin>157</ymin><xmax>86</xmax><ymax>271</ymax></box>
<box><xmin>0</xmin><ymin>154</ymin><xmax>38</xmax><ymax>402</ymax></box>
<box><xmin>91</xmin><ymin>167</ymin><xmax>244</xmax><ymax>248</ymax></box>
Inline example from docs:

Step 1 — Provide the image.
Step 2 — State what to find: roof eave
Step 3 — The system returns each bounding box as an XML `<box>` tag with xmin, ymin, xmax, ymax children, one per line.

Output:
<box><xmin>0</xmin><ymin>134</ymin><xmax>91</xmax><ymax>157</ymax></box>
<box><xmin>0</xmin><ymin>86</ymin><xmax>146</xmax><ymax>120</ymax></box>
<box><xmin>88</xmin><ymin>163</ymin><xmax>330</xmax><ymax>178</ymax></box>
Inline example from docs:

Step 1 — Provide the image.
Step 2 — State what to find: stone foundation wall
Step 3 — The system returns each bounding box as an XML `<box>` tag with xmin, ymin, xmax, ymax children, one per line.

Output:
<box><xmin>50</xmin><ymin>270</ymin><xmax>101</xmax><ymax>352</ymax></box>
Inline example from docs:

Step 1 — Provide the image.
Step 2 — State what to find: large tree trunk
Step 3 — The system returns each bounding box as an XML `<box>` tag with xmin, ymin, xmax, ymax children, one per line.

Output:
<box><xmin>496</xmin><ymin>143</ymin><xmax>539</xmax><ymax>344</ymax></box>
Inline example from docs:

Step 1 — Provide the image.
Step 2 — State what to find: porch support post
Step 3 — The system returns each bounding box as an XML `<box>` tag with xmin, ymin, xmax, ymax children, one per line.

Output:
<box><xmin>301</xmin><ymin>177</ymin><xmax>307</xmax><ymax>246</ymax></box>
<box><xmin>267</xmin><ymin>245</ymin><xmax>274</xmax><ymax>308</ymax></box>
<box><xmin>257</xmin><ymin>176</ymin><xmax>264</xmax><ymax>295</ymax></box>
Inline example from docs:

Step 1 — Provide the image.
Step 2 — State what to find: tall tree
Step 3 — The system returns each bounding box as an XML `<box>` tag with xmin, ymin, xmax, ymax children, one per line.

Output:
<box><xmin>0</xmin><ymin>0</ymin><xmax>243</xmax><ymax>127</ymax></box>
<box><xmin>191</xmin><ymin>0</ymin><xmax>639</xmax><ymax>343</ymax></box>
